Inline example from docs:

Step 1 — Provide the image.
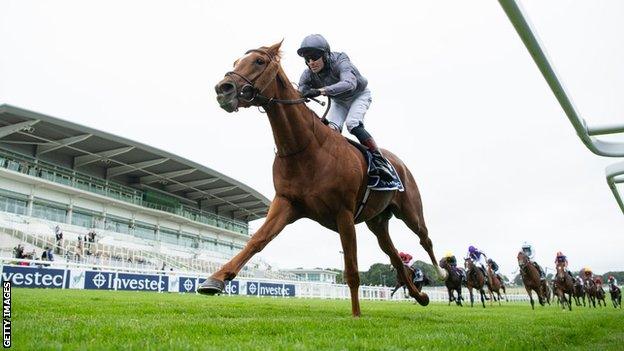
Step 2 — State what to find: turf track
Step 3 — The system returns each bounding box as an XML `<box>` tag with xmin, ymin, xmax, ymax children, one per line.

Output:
<box><xmin>11</xmin><ymin>288</ymin><xmax>624</xmax><ymax>350</ymax></box>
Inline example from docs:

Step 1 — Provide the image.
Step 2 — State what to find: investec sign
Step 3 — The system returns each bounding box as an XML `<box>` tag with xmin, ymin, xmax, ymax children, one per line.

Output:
<box><xmin>84</xmin><ymin>271</ymin><xmax>167</xmax><ymax>292</ymax></box>
<box><xmin>247</xmin><ymin>281</ymin><xmax>295</xmax><ymax>297</ymax></box>
<box><xmin>1</xmin><ymin>265</ymin><xmax>67</xmax><ymax>289</ymax></box>
<box><xmin>190</xmin><ymin>278</ymin><xmax>239</xmax><ymax>294</ymax></box>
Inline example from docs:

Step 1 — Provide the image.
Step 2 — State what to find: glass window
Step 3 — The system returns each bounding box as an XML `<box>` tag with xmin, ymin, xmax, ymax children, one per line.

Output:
<box><xmin>0</xmin><ymin>195</ymin><xmax>27</xmax><ymax>215</ymax></box>
<box><xmin>160</xmin><ymin>228</ymin><xmax>179</xmax><ymax>245</ymax></box>
<box><xmin>105</xmin><ymin>215</ymin><xmax>130</xmax><ymax>234</ymax></box>
<box><xmin>32</xmin><ymin>203</ymin><xmax>67</xmax><ymax>223</ymax></box>
<box><xmin>134</xmin><ymin>223</ymin><xmax>156</xmax><ymax>241</ymax></box>
<box><xmin>72</xmin><ymin>211</ymin><xmax>94</xmax><ymax>228</ymax></box>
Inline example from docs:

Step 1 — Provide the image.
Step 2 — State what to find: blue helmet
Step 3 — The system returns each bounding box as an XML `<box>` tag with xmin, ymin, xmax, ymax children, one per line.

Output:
<box><xmin>468</xmin><ymin>245</ymin><xmax>476</xmax><ymax>253</ymax></box>
<box><xmin>297</xmin><ymin>34</ymin><xmax>331</xmax><ymax>57</ymax></box>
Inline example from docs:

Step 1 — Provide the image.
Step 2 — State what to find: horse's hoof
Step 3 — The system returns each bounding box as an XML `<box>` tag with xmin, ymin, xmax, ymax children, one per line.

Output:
<box><xmin>415</xmin><ymin>293</ymin><xmax>430</xmax><ymax>306</ymax></box>
<box><xmin>197</xmin><ymin>278</ymin><xmax>225</xmax><ymax>295</ymax></box>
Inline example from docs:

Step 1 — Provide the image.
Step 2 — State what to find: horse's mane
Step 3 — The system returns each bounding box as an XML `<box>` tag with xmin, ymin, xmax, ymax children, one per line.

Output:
<box><xmin>274</xmin><ymin>63</ymin><xmax>323</xmax><ymax>121</ymax></box>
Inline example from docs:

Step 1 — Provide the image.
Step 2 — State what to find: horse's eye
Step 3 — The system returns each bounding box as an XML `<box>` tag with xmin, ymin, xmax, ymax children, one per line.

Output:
<box><xmin>255</xmin><ymin>58</ymin><xmax>265</xmax><ymax>65</ymax></box>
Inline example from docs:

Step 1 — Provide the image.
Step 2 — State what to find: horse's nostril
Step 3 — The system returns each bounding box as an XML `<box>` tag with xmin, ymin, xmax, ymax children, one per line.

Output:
<box><xmin>219</xmin><ymin>82</ymin><xmax>235</xmax><ymax>94</ymax></box>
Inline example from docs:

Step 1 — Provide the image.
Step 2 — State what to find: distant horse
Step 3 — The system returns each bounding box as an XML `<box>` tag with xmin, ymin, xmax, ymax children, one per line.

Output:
<box><xmin>609</xmin><ymin>281</ymin><xmax>621</xmax><ymax>309</ymax></box>
<box><xmin>584</xmin><ymin>278</ymin><xmax>597</xmax><ymax>308</ymax></box>
<box><xmin>595</xmin><ymin>279</ymin><xmax>607</xmax><ymax>307</ymax></box>
<box><xmin>517</xmin><ymin>251</ymin><xmax>546</xmax><ymax>310</ymax></box>
<box><xmin>553</xmin><ymin>263</ymin><xmax>573</xmax><ymax>311</ymax></box>
<box><xmin>390</xmin><ymin>265</ymin><xmax>431</xmax><ymax>298</ymax></box>
<box><xmin>486</xmin><ymin>265</ymin><xmax>506</xmax><ymax>305</ymax></box>
<box><xmin>573</xmin><ymin>277</ymin><xmax>586</xmax><ymax>307</ymax></box>
<box><xmin>464</xmin><ymin>258</ymin><xmax>487</xmax><ymax>308</ymax></box>
<box><xmin>439</xmin><ymin>259</ymin><xmax>464</xmax><ymax>306</ymax></box>
<box><xmin>202</xmin><ymin>41</ymin><xmax>446</xmax><ymax>316</ymax></box>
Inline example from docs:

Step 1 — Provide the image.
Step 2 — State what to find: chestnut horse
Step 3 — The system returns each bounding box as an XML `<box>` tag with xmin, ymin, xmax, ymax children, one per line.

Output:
<box><xmin>584</xmin><ymin>278</ymin><xmax>597</xmax><ymax>308</ymax></box>
<box><xmin>517</xmin><ymin>251</ymin><xmax>546</xmax><ymax>310</ymax></box>
<box><xmin>486</xmin><ymin>265</ymin><xmax>506</xmax><ymax>305</ymax></box>
<box><xmin>200</xmin><ymin>41</ymin><xmax>445</xmax><ymax>316</ymax></box>
<box><xmin>464</xmin><ymin>258</ymin><xmax>486</xmax><ymax>308</ymax></box>
<box><xmin>439</xmin><ymin>259</ymin><xmax>464</xmax><ymax>306</ymax></box>
<box><xmin>553</xmin><ymin>263</ymin><xmax>573</xmax><ymax>311</ymax></box>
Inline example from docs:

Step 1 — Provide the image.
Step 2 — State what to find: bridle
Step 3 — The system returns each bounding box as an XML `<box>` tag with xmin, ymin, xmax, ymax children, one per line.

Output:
<box><xmin>223</xmin><ymin>48</ymin><xmax>330</xmax><ymax>157</ymax></box>
<box><xmin>224</xmin><ymin>49</ymin><xmax>309</xmax><ymax>107</ymax></box>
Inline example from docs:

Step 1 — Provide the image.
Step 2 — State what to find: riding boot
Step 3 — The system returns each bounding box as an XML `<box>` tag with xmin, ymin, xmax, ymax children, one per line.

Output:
<box><xmin>351</xmin><ymin>124</ymin><xmax>395</xmax><ymax>181</ymax></box>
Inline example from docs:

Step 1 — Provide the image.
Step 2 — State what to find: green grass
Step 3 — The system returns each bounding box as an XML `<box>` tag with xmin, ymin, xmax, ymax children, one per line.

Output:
<box><xmin>11</xmin><ymin>288</ymin><xmax>624</xmax><ymax>350</ymax></box>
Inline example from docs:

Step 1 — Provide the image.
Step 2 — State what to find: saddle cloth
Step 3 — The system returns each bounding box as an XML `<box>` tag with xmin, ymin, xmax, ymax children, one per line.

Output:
<box><xmin>346</xmin><ymin>138</ymin><xmax>404</xmax><ymax>191</ymax></box>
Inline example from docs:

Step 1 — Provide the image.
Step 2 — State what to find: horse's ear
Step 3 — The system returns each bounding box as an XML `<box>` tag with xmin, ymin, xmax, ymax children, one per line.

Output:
<box><xmin>267</xmin><ymin>40</ymin><xmax>284</xmax><ymax>62</ymax></box>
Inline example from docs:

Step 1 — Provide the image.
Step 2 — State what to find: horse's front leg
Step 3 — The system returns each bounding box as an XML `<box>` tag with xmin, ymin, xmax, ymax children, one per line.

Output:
<box><xmin>527</xmin><ymin>288</ymin><xmax>535</xmax><ymax>310</ymax></box>
<box><xmin>198</xmin><ymin>196</ymin><xmax>296</xmax><ymax>294</ymax></box>
<box><xmin>337</xmin><ymin>210</ymin><xmax>361</xmax><ymax>317</ymax></box>
<box><xmin>469</xmin><ymin>287</ymin><xmax>474</xmax><ymax>307</ymax></box>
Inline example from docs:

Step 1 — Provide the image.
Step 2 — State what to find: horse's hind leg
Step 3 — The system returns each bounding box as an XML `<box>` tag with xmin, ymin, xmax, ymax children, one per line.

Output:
<box><xmin>392</xmin><ymin>184</ymin><xmax>444</xmax><ymax>279</ymax></box>
<box><xmin>366</xmin><ymin>212</ymin><xmax>429</xmax><ymax>306</ymax></box>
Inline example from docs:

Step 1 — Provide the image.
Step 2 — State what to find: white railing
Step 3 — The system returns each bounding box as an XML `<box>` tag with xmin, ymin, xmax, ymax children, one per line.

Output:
<box><xmin>498</xmin><ymin>0</ymin><xmax>624</xmax><ymax>214</ymax></box>
<box><xmin>0</xmin><ymin>257</ymin><xmax>532</xmax><ymax>302</ymax></box>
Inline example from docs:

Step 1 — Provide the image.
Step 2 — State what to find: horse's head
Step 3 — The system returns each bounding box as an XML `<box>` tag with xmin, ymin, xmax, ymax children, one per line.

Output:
<box><xmin>464</xmin><ymin>257</ymin><xmax>473</xmax><ymax>270</ymax></box>
<box><xmin>517</xmin><ymin>251</ymin><xmax>528</xmax><ymax>267</ymax></box>
<box><xmin>215</xmin><ymin>41</ymin><xmax>283</xmax><ymax>113</ymax></box>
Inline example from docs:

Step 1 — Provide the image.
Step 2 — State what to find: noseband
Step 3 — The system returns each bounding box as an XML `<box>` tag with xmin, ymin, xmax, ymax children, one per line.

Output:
<box><xmin>224</xmin><ymin>49</ymin><xmax>308</xmax><ymax>106</ymax></box>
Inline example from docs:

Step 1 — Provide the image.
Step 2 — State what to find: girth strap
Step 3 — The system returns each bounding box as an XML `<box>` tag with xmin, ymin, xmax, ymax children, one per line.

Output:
<box><xmin>354</xmin><ymin>187</ymin><xmax>371</xmax><ymax>221</ymax></box>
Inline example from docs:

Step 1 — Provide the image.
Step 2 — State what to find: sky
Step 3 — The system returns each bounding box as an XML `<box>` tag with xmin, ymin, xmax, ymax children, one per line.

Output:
<box><xmin>1</xmin><ymin>0</ymin><xmax>623</xmax><ymax>279</ymax></box>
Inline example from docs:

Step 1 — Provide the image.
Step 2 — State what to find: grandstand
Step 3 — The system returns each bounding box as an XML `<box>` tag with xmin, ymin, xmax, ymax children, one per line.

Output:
<box><xmin>0</xmin><ymin>104</ymin><xmax>295</xmax><ymax>280</ymax></box>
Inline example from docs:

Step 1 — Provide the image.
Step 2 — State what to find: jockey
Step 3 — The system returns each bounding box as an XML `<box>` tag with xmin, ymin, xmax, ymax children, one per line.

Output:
<box><xmin>399</xmin><ymin>251</ymin><xmax>413</xmax><ymax>266</ymax></box>
<box><xmin>608</xmin><ymin>275</ymin><xmax>618</xmax><ymax>286</ymax></box>
<box><xmin>467</xmin><ymin>245</ymin><xmax>487</xmax><ymax>276</ymax></box>
<box><xmin>443</xmin><ymin>251</ymin><xmax>457</xmax><ymax>267</ymax></box>
<box><xmin>554</xmin><ymin>251</ymin><xmax>573</xmax><ymax>278</ymax></box>
<box><xmin>398</xmin><ymin>251</ymin><xmax>423</xmax><ymax>283</ymax></box>
<box><xmin>297</xmin><ymin>34</ymin><xmax>394</xmax><ymax>181</ymax></box>
<box><xmin>521</xmin><ymin>242</ymin><xmax>545</xmax><ymax>280</ymax></box>
<box><xmin>486</xmin><ymin>258</ymin><xmax>504</xmax><ymax>282</ymax></box>
<box><xmin>441</xmin><ymin>251</ymin><xmax>465</xmax><ymax>281</ymax></box>
<box><xmin>554</xmin><ymin>251</ymin><xmax>568</xmax><ymax>268</ymax></box>
<box><xmin>581</xmin><ymin>267</ymin><xmax>593</xmax><ymax>280</ymax></box>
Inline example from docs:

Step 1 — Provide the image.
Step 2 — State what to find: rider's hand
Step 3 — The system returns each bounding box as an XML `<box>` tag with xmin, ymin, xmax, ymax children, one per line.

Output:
<box><xmin>301</xmin><ymin>89</ymin><xmax>321</xmax><ymax>99</ymax></box>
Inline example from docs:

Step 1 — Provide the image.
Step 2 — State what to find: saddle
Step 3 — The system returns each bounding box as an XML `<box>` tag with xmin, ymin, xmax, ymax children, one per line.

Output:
<box><xmin>453</xmin><ymin>267</ymin><xmax>467</xmax><ymax>282</ymax></box>
<box><xmin>412</xmin><ymin>268</ymin><xmax>424</xmax><ymax>283</ymax></box>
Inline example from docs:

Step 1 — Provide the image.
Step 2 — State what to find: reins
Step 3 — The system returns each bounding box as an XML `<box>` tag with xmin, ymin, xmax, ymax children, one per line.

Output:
<box><xmin>224</xmin><ymin>48</ymin><xmax>331</xmax><ymax>158</ymax></box>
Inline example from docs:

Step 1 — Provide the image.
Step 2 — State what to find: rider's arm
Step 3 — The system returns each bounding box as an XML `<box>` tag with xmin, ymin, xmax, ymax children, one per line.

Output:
<box><xmin>298</xmin><ymin>70</ymin><xmax>313</xmax><ymax>94</ymax></box>
<box><xmin>323</xmin><ymin>55</ymin><xmax>358</xmax><ymax>96</ymax></box>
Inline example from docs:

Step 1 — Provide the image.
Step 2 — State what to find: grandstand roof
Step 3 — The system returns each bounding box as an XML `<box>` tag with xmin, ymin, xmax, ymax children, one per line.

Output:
<box><xmin>0</xmin><ymin>104</ymin><xmax>270</xmax><ymax>221</ymax></box>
